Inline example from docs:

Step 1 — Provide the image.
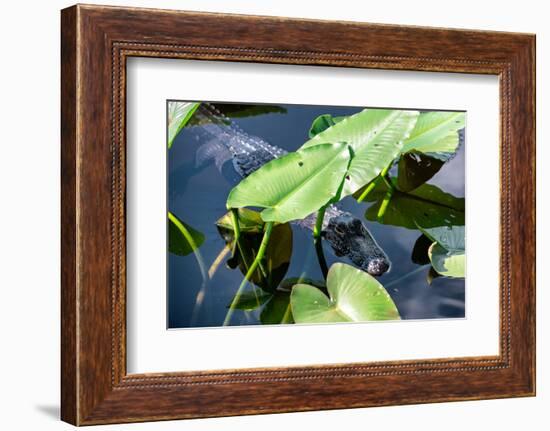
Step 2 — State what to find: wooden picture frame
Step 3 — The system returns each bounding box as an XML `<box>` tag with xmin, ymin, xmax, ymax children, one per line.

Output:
<box><xmin>61</xmin><ymin>4</ymin><xmax>536</xmax><ymax>425</ymax></box>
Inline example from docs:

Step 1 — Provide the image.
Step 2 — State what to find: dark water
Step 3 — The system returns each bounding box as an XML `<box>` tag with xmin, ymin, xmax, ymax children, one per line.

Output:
<box><xmin>168</xmin><ymin>103</ymin><xmax>465</xmax><ymax>328</ymax></box>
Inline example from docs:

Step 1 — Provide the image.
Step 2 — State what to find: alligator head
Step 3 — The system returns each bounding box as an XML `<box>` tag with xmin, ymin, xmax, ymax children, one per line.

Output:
<box><xmin>322</xmin><ymin>214</ymin><xmax>391</xmax><ymax>276</ymax></box>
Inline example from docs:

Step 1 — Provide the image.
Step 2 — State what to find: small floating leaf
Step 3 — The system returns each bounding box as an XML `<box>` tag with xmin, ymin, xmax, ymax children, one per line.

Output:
<box><xmin>428</xmin><ymin>244</ymin><xmax>465</xmax><ymax>278</ymax></box>
<box><xmin>420</xmin><ymin>225</ymin><xmax>465</xmax><ymax>278</ymax></box>
<box><xmin>419</xmin><ymin>225</ymin><xmax>465</xmax><ymax>253</ymax></box>
<box><xmin>290</xmin><ymin>263</ymin><xmax>400</xmax><ymax>323</ymax></box>
<box><xmin>168</xmin><ymin>211</ymin><xmax>205</xmax><ymax>256</ymax></box>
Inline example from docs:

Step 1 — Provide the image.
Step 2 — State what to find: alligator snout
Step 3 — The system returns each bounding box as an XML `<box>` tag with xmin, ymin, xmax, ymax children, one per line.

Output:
<box><xmin>323</xmin><ymin>214</ymin><xmax>391</xmax><ymax>276</ymax></box>
<box><xmin>366</xmin><ymin>258</ymin><xmax>390</xmax><ymax>276</ymax></box>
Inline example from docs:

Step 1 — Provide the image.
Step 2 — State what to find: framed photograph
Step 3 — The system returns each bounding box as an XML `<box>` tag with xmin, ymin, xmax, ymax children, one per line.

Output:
<box><xmin>61</xmin><ymin>4</ymin><xmax>536</xmax><ymax>425</ymax></box>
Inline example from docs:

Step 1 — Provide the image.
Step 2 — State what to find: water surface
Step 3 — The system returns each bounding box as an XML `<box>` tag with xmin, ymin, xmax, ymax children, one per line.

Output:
<box><xmin>168</xmin><ymin>103</ymin><xmax>465</xmax><ymax>328</ymax></box>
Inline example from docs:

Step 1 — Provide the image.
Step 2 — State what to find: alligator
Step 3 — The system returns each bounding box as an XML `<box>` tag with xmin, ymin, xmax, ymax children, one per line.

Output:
<box><xmin>190</xmin><ymin>103</ymin><xmax>391</xmax><ymax>276</ymax></box>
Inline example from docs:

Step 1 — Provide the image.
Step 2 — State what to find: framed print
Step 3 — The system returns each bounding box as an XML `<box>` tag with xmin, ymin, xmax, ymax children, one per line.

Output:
<box><xmin>61</xmin><ymin>4</ymin><xmax>536</xmax><ymax>425</ymax></box>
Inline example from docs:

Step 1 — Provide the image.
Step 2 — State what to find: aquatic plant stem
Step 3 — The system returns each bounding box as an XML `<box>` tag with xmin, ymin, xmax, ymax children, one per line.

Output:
<box><xmin>223</xmin><ymin>221</ymin><xmax>274</xmax><ymax>326</ymax></box>
<box><xmin>356</xmin><ymin>161</ymin><xmax>394</xmax><ymax>203</ymax></box>
<box><xmin>208</xmin><ymin>245</ymin><xmax>231</xmax><ymax>279</ymax></box>
<box><xmin>313</xmin><ymin>206</ymin><xmax>329</xmax><ymax>279</ymax></box>
<box><xmin>377</xmin><ymin>189</ymin><xmax>394</xmax><ymax>220</ymax></box>
<box><xmin>229</xmin><ymin>208</ymin><xmax>243</xmax><ymax>259</ymax></box>
<box><xmin>229</xmin><ymin>208</ymin><xmax>267</xmax><ymax>280</ymax></box>
<box><xmin>377</xmin><ymin>163</ymin><xmax>397</xmax><ymax>220</ymax></box>
<box><xmin>356</xmin><ymin>179</ymin><xmax>378</xmax><ymax>203</ymax></box>
<box><xmin>382</xmin><ymin>172</ymin><xmax>395</xmax><ymax>191</ymax></box>
<box><xmin>228</xmin><ymin>209</ymin><xmax>264</xmax><ymax>307</ymax></box>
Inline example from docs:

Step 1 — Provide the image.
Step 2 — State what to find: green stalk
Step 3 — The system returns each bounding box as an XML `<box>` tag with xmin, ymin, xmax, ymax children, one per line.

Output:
<box><xmin>229</xmin><ymin>208</ymin><xmax>267</xmax><ymax>279</ymax></box>
<box><xmin>377</xmin><ymin>188</ymin><xmax>393</xmax><ymax>220</ymax></box>
<box><xmin>357</xmin><ymin>160</ymin><xmax>394</xmax><ymax>203</ymax></box>
<box><xmin>313</xmin><ymin>206</ymin><xmax>329</xmax><ymax>279</ymax></box>
<box><xmin>356</xmin><ymin>179</ymin><xmax>378</xmax><ymax>203</ymax></box>
<box><xmin>223</xmin><ymin>221</ymin><xmax>274</xmax><ymax>326</ymax></box>
<box><xmin>230</xmin><ymin>208</ymin><xmax>243</xmax><ymax>259</ymax></box>
<box><xmin>382</xmin><ymin>172</ymin><xmax>395</xmax><ymax>191</ymax></box>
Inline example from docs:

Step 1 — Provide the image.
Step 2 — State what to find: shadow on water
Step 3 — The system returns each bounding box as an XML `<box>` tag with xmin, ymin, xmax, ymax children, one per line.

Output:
<box><xmin>168</xmin><ymin>103</ymin><xmax>465</xmax><ymax>328</ymax></box>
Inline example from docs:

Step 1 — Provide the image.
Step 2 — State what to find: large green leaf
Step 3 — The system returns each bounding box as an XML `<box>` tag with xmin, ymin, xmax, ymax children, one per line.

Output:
<box><xmin>168</xmin><ymin>101</ymin><xmax>200</xmax><ymax>149</ymax></box>
<box><xmin>361</xmin><ymin>179</ymin><xmax>465</xmax><ymax>229</ymax></box>
<box><xmin>168</xmin><ymin>211</ymin><xmax>205</xmax><ymax>256</ymax></box>
<box><xmin>290</xmin><ymin>263</ymin><xmax>400</xmax><ymax>323</ymax></box>
<box><xmin>226</xmin><ymin>143</ymin><xmax>352</xmax><ymax>223</ymax></box>
<box><xmin>395</xmin><ymin>112</ymin><xmax>464</xmax><ymax>191</ymax></box>
<box><xmin>216</xmin><ymin>209</ymin><xmax>293</xmax><ymax>292</ymax></box>
<box><xmin>420</xmin><ymin>225</ymin><xmax>465</xmax><ymax>278</ymax></box>
<box><xmin>301</xmin><ymin>108</ymin><xmax>419</xmax><ymax>197</ymax></box>
<box><xmin>401</xmin><ymin>111</ymin><xmax>465</xmax><ymax>161</ymax></box>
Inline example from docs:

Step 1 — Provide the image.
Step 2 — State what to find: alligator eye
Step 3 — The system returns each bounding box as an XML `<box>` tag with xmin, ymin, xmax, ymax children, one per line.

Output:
<box><xmin>334</xmin><ymin>224</ymin><xmax>346</xmax><ymax>235</ymax></box>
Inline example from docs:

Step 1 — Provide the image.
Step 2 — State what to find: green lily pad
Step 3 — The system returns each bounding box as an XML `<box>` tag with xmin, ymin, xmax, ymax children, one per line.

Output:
<box><xmin>420</xmin><ymin>225</ymin><xmax>465</xmax><ymax>278</ymax></box>
<box><xmin>227</xmin><ymin>143</ymin><xmax>352</xmax><ymax>223</ymax></box>
<box><xmin>419</xmin><ymin>225</ymin><xmax>465</xmax><ymax>252</ymax></box>
<box><xmin>290</xmin><ymin>263</ymin><xmax>400</xmax><ymax>323</ymax></box>
<box><xmin>428</xmin><ymin>243</ymin><xmax>465</xmax><ymax>278</ymax></box>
